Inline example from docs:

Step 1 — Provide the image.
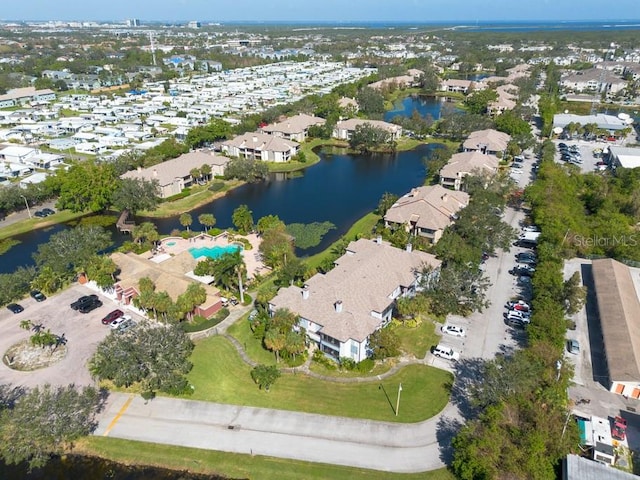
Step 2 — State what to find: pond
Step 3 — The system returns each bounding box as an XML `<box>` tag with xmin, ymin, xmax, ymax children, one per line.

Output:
<box><xmin>384</xmin><ymin>94</ymin><xmax>454</xmax><ymax>122</ymax></box>
<box><xmin>1</xmin><ymin>143</ymin><xmax>443</xmax><ymax>274</ymax></box>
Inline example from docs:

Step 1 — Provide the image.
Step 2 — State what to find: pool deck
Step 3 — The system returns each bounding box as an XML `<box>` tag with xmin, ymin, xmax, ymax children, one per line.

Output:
<box><xmin>155</xmin><ymin>232</ymin><xmax>267</xmax><ymax>279</ymax></box>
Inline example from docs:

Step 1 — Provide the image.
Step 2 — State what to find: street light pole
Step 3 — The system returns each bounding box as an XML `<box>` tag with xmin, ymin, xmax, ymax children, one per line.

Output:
<box><xmin>395</xmin><ymin>383</ymin><xmax>403</xmax><ymax>416</ymax></box>
<box><xmin>20</xmin><ymin>195</ymin><xmax>31</xmax><ymax>218</ymax></box>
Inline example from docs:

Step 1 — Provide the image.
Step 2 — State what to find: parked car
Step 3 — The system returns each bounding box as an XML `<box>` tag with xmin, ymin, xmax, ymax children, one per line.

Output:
<box><xmin>6</xmin><ymin>303</ymin><xmax>24</xmax><ymax>314</ymax></box>
<box><xmin>611</xmin><ymin>416</ymin><xmax>627</xmax><ymax>441</ymax></box>
<box><xmin>30</xmin><ymin>289</ymin><xmax>46</xmax><ymax>302</ymax></box>
<box><xmin>78</xmin><ymin>298</ymin><xmax>102</xmax><ymax>314</ymax></box>
<box><xmin>110</xmin><ymin>314</ymin><xmax>132</xmax><ymax>330</ymax></box>
<box><xmin>433</xmin><ymin>344</ymin><xmax>460</xmax><ymax>361</ymax></box>
<box><xmin>505</xmin><ymin>300</ymin><xmax>531</xmax><ymax>312</ymax></box>
<box><xmin>506</xmin><ymin>317</ymin><xmax>527</xmax><ymax>329</ymax></box>
<box><xmin>521</xmin><ymin>225</ymin><xmax>540</xmax><ymax>233</ymax></box>
<box><xmin>34</xmin><ymin>210</ymin><xmax>47</xmax><ymax>218</ymax></box>
<box><xmin>117</xmin><ymin>319</ymin><xmax>137</xmax><ymax>334</ymax></box>
<box><xmin>70</xmin><ymin>294</ymin><xmax>98</xmax><ymax>310</ymax></box>
<box><xmin>516</xmin><ymin>256</ymin><xmax>537</xmax><ymax>266</ymax></box>
<box><xmin>101</xmin><ymin>309</ymin><xmax>124</xmax><ymax>325</ymax></box>
<box><xmin>41</xmin><ymin>208</ymin><xmax>55</xmax><ymax>216</ymax></box>
<box><xmin>567</xmin><ymin>339</ymin><xmax>580</xmax><ymax>355</ymax></box>
<box><xmin>506</xmin><ymin>310</ymin><xmax>531</xmax><ymax>323</ymax></box>
<box><xmin>441</xmin><ymin>324</ymin><xmax>466</xmax><ymax>337</ymax></box>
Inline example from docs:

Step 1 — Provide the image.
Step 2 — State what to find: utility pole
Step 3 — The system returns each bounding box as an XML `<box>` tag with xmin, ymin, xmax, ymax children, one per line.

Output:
<box><xmin>20</xmin><ymin>194</ymin><xmax>31</xmax><ymax>218</ymax></box>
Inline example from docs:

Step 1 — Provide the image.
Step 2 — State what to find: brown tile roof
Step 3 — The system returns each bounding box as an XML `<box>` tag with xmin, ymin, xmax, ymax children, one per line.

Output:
<box><xmin>260</xmin><ymin>113</ymin><xmax>325</xmax><ymax>135</ymax></box>
<box><xmin>592</xmin><ymin>258</ymin><xmax>640</xmax><ymax>383</ymax></box>
<box><xmin>270</xmin><ymin>238</ymin><xmax>441</xmax><ymax>343</ymax></box>
<box><xmin>335</xmin><ymin>118</ymin><xmax>401</xmax><ymax>134</ymax></box>
<box><xmin>384</xmin><ymin>185</ymin><xmax>469</xmax><ymax>232</ymax></box>
<box><xmin>463</xmin><ymin>129</ymin><xmax>511</xmax><ymax>153</ymax></box>
<box><xmin>120</xmin><ymin>150</ymin><xmax>229</xmax><ymax>187</ymax></box>
<box><xmin>222</xmin><ymin>132</ymin><xmax>299</xmax><ymax>152</ymax></box>
<box><xmin>439</xmin><ymin>151</ymin><xmax>500</xmax><ymax>179</ymax></box>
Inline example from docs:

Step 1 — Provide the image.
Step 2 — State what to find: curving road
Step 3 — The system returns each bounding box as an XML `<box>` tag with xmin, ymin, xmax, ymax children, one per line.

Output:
<box><xmin>95</xmin><ymin>392</ymin><xmax>460</xmax><ymax>473</ymax></box>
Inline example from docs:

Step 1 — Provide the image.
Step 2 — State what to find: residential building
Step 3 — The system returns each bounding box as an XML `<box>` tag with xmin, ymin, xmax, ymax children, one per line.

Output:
<box><xmin>561</xmin><ymin>68</ymin><xmax>627</xmax><ymax>95</ymax></box>
<box><xmin>564</xmin><ymin>453</ymin><xmax>636</xmax><ymax>480</ymax></box>
<box><xmin>221</xmin><ymin>132</ymin><xmax>300</xmax><ymax>162</ymax></box>
<box><xmin>439</xmin><ymin>151</ymin><xmax>500</xmax><ymax>191</ymax></box>
<box><xmin>440</xmin><ymin>79</ymin><xmax>476</xmax><ymax>94</ymax></box>
<box><xmin>384</xmin><ymin>185</ymin><xmax>469</xmax><ymax>244</ymax></box>
<box><xmin>112</xmin><ymin>251</ymin><xmax>223</xmax><ymax>319</ymax></box>
<box><xmin>269</xmin><ymin>238</ymin><xmax>441</xmax><ymax>362</ymax></box>
<box><xmin>574</xmin><ymin>416</ymin><xmax>616</xmax><ymax>466</ymax></box>
<box><xmin>333</xmin><ymin>118</ymin><xmax>402</xmax><ymax>141</ymax></box>
<box><xmin>260</xmin><ymin>113</ymin><xmax>326</xmax><ymax>142</ymax></box>
<box><xmin>591</xmin><ymin>258</ymin><xmax>640</xmax><ymax>399</ymax></box>
<box><xmin>0</xmin><ymin>87</ymin><xmax>56</xmax><ymax>108</ymax></box>
<box><xmin>487</xmin><ymin>84</ymin><xmax>518</xmax><ymax>116</ymax></box>
<box><xmin>462</xmin><ymin>129</ymin><xmax>511</xmax><ymax>156</ymax></box>
<box><xmin>121</xmin><ymin>150</ymin><xmax>229</xmax><ymax>199</ymax></box>
<box><xmin>0</xmin><ymin>145</ymin><xmax>39</xmax><ymax>163</ymax></box>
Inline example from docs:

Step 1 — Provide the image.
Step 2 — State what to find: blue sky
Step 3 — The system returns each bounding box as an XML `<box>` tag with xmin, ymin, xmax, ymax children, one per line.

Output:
<box><xmin>2</xmin><ymin>0</ymin><xmax>639</xmax><ymax>23</ymax></box>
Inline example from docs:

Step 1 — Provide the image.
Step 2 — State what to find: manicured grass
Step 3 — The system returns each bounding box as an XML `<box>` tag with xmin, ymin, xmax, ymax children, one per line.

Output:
<box><xmin>304</xmin><ymin>212</ymin><xmax>381</xmax><ymax>271</ymax></box>
<box><xmin>141</xmin><ymin>180</ymin><xmax>243</xmax><ymax>218</ymax></box>
<box><xmin>185</xmin><ymin>336</ymin><xmax>451</xmax><ymax>423</ymax></box>
<box><xmin>266</xmin><ymin>138</ymin><xmax>349</xmax><ymax>173</ymax></box>
<box><xmin>76</xmin><ymin>437</ymin><xmax>455</xmax><ymax>480</ymax></box>
<box><xmin>395</xmin><ymin>317</ymin><xmax>440</xmax><ymax>359</ymax></box>
<box><xmin>226</xmin><ymin>314</ymin><xmax>277</xmax><ymax>365</ymax></box>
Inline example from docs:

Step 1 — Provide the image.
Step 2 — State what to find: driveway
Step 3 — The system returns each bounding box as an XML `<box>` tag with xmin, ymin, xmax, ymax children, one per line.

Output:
<box><xmin>0</xmin><ymin>284</ymin><xmax>140</xmax><ymax>389</ymax></box>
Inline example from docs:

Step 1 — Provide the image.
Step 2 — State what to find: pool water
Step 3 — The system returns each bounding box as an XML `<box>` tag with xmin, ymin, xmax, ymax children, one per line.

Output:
<box><xmin>189</xmin><ymin>244</ymin><xmax>241</xmax><ymax>260</ymax></box>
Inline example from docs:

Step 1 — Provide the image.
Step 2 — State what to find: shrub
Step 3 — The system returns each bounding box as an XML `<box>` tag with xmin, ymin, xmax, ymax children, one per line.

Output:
<box><xmin>339</xmin><ymin>357</ymin><xmax>357</xmax><ymax>371</ymax></box>
<box><xmin>356</xmin><ymin>358</ymin><xmax>375</xmax><ymax>373</ymax></box>
<box><xmin>180</xmin><ymin>308</ymin><xmax>229</xmax><ymax>333</ymax></box>
<box><xmin>163</xmin><ymin>188</ymin><xmax>191</xmax><ymax>202</ymax></box>
<box><xmin>312</xmin><ymin>349</ymin><xmax>338</xmax><ymax>370</ymax></box>
<box><xmin>208</xmin><ymin>182</ymin><xmax>225</xmax><ymax>192</ymax></box>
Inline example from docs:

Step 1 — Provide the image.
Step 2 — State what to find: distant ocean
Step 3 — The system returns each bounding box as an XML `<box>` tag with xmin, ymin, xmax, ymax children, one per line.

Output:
<box><xmin>221</xmin><ymin>20</ymin><xmax>640</xmax><ymax>32</ymax></box>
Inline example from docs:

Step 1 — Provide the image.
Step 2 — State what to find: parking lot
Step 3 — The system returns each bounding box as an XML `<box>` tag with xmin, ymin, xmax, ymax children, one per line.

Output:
<box><xmin>553</xmin><ymin>137</ymin><xmax>622</xmax><ymax>174</ymax></box>
<box><xmin>0</xmin><ymin>284</ymin><xmax>141</xmax><ymax>388</ymax></box>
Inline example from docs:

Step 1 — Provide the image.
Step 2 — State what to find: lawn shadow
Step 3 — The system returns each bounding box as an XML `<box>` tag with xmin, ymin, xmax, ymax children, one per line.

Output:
<box><xmin>378</xmin><ymin>383</ymin><xmax>396</xmax><ymax>415</ymax></box>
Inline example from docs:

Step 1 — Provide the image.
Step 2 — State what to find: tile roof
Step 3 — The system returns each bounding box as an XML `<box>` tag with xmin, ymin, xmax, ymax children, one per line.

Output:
<box><xmin>121</xmin><ymin>150</ymin><xmax>229</xmax><ymax>186</ymax></box>
<box><xmin>222</xmin><ymin>132</ymin><xmax>300</xmax><ymax>152</ymax></box>
<box><xmin>439</xmin><ymin>151</ymin><xmax>500</xmax><ymax>179</ymax></box>
<box><xmin>261</xmin><ymin>113</ymin><xmax>325</xmax><ymax>135</ymax></box>
<box><xmin>335</xmin><ymin>118</ymin><xmax>401</xmax><ymax>134</ymax></box>
<box><xmin>463</xmin><ymin>129</ymin><xmax>511</xmax><ymax>152</ymax></box>
<box><xmin>270</xmin><ymin>238</ymin><xmax>441</xmax><ymax>343</ymax></box>
<box><xmin>384</xmin><ymin>185</ymin><xmax>469</xmax><ymax>232</ymax></box>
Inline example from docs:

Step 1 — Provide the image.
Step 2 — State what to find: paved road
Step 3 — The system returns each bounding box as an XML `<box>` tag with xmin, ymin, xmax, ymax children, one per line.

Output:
<box><xmin>96</xmin><ymin>392</ymin><xmax>459</xmax><ymax>473</ymax></box>
<box><xmin>0</xmin><ymin>199</ymin><xmax>58</xmax><ymax>228</ymax></box>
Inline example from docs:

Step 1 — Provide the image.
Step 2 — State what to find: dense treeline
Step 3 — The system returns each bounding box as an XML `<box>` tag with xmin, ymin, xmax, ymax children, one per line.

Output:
<box><xmin>451</xmin><ymin>140</ymin><xmax>580</xmax><ymax>480</ymax></box>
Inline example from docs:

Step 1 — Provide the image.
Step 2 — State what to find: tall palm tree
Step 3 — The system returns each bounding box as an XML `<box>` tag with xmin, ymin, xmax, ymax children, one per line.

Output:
<box><xmin>179</xmin><ymin>213</ymin><xmax>193</xmax><ymax>232</ymax></box>
<box><xmin>264</xmin><ymin>329</ymin><xmax>286</xmax><ymax>363</ymax></box>
<box><xmin>198</xmin><ymin>213</ymin><xmax>216</xmax><ymax>234</ymax></box>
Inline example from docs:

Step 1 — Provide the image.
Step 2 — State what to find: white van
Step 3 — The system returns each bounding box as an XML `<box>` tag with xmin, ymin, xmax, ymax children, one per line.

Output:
<box><xmin>433</xmin><ymin>344</ymin><xmax>460</xmax><ymax>361</ymax></box>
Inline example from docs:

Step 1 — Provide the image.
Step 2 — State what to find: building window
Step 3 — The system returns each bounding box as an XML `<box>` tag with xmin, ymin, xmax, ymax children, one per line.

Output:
<box><xmin>351</xmin><ymin>344</ymin><xmax>358</xmax><ymax>356</ymax></box>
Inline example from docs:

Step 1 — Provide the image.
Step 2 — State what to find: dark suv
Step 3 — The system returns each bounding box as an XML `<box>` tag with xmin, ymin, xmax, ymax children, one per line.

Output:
<box><xmin>78</xmin><ymin>298</ymin><xmax>102</xmax><ymax>314</ymax></box>
<box><xmin>101</xmin><ymin>309</ymin><xmax>124</xmax><ymax>325</ymax></box>
<box><xmin>70</xmin><ymin>294</ymin><xmax>99</xmax><ymax>310</ymax></box>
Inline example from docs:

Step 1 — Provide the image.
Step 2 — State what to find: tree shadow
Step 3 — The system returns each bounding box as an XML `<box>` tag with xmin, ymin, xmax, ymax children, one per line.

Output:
<box><xmin>0</xmin><ymin>384</ymin><xmax>27</xmax><ymax>409</ymax></box>
<box><xmin>436</xmin><ymin>414</ymin><xmax>464</xmax><ymax>465</ymax></box>
<box><xmin>581</xmin><ymin>263</ymin><xmax>609</xmax><ymax>389</ymax></box>
<box><xmin>450</xmin><ymin>357</ymin><xmax>486</xmax><ymax>420</ymax></box>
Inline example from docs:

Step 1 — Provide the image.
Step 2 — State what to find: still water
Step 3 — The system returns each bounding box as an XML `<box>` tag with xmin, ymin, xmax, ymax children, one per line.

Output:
<box><xmin>384</xmin><ymin>94</ymin><xmax>452</xmax><ymax>122</ymax></box>
<box><xmin>1</xmin><ymin>143</ymin><xmax>443</xmax><ymax>273</ymax></box>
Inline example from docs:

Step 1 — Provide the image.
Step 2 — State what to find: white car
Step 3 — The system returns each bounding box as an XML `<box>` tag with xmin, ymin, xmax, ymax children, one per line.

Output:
<box><xmin>441</xmin><ymin>324</ymin><xmax>466</xmax><ymax>337</ymax></box>
<box><xmin>433</xmin><ymin>344</ymin><xmax>460</xmax><ymax>361</ymax></box>
<box><xmin>522</xmin><ymin>225</ymin><xmax>540</xmax><ymax>233</ymax></box>
<box><xmin>506</xmin><ymin>310</ymin><xmax>530</xmax><ymax>323</ymax></box>
<box><xmin>110</xmin><ymin>314</ymin><xmax>132</xmax><ymax>330</ymax></box>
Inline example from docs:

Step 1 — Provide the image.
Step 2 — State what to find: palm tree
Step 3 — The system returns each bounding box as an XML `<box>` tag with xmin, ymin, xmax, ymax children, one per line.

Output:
<box><xmin>200</xmin><ymin>164</ymin><xmax>212</xmax><ymax>183</ymax></box>
<box><xmin>19</xmin><ymin>320</ymin><xmax>32</xmax><ymax>331</ymax></box>
<box><xmin>264</xmin><ymin>329</ymin><xmax>286</xmax><ymax>363</ymax></box>
<box><xmin>190</xmin><ymin>167</ymin><xmax>201</xmax><ymax>185</ymax></box>
<box><xmin>132</xmin><ymin>222</ymin><xmax>159</xmax><ymax>245</ymax></box>
<box><xmin>32</xmin><ymin>266</ymin><xmax>64</xmax><ymax>295</ymax></box>
<box><xmin>210</xmin><ymin>250</ymin><xmax>247</xmax><ymax>303</ymax></box>
<box><xmin>179</xmin><ymin>213</ymin><xmax>193</xmax><ymax>232</ymax></box>
<box><xmin>198</xmin><ymin>213</ymin><xmax>216</xmax><ymax>234</ymax></box>
<box><xmin>154</xmin><ymin>291</ymin><xmax>174</xmax><ymax>323</ymax></box>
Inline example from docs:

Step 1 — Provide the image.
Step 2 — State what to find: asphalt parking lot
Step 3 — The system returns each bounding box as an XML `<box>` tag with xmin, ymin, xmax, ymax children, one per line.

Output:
<box><xmin>553</xmin><ymin>138</ymin><xmax>620</xmax><ymax>174</ymax></box>
<box><xmin>0</xmin><ymin>284</ymin><xmax>140</xmax><ymax>388</ymax></box>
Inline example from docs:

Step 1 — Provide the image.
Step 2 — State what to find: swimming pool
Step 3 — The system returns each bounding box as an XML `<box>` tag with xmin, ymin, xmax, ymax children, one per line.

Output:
<box><xmin>189</xmin><ymin>244</ymin><xmax>241</xmax><ymax>260</ymax></box>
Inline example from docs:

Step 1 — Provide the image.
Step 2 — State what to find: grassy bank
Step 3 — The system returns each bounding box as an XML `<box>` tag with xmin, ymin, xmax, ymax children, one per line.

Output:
<box><xmin>303</xmin><ymin>212</ymin><xmax>381</xmax><ymax>271</ymax></box>
<box><xmin>185</xmin><ymin>335</ymin><xmax>451</xmax><ymax>423</ymax></box>
<box><xmin>0</xmin><ymin>209</ymin><xmax>87</xmax><ymax>241</ymax></box>
<box><xmin>76</xmin><ymin>437</ymin><xmax>455</xmax><ymax>480</ymax></box>
<box><xmin>140</xmin><ymin>180</ymin><xmax>243</xmax><ymax>218</ymax></box>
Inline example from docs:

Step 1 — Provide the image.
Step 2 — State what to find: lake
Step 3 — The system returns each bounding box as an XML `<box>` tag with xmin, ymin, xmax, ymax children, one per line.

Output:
<box><xmin>1</xmin><ymin>143</ymin><xmax>443</xmax><ymax>273</ymax></box>
<box><xmin>384</xmin><ymin>94</ymin><xmax>453</xmax><ymax>122</ymax></box>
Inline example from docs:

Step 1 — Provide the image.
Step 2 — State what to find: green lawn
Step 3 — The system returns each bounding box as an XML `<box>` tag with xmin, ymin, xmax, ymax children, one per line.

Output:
<box><xmin>0</xmin><ymin>209</ymin><xmax>87</xmax><ymax>241</ymax></box>
<box><xmin>395</xmin><ymin>317</ymin><xmax>440</xmax><ymax>359</ymax></box>
<box><xmin>303</xmin><ymin>212</ymin><xmax>381</xmax><ymax>271</ymax></box>
<box><xmin>226</xmin><ymin>315</ymin><xmax>278</xmax><ymax>365</ymax></box>
<box><xmin>77</xmin><ymin>437</ymin><xmax>455</xmax><ymax>480</ymax></box>
<box><xmin>185</xmin><ymin>336</ymin><xmax>451</xmax><ymax>423</ymax></box>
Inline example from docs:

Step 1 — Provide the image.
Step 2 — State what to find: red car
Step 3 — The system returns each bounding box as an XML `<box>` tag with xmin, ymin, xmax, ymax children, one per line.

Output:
<box><xmin>101</xmin><ymin>309</ymin><xmax>124</xmax><ymax>325</ymax></box>
<box><xmin>612</xmin><ymin>416</ymin><xmax>627</xmax><ymax>441</ymax></box>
